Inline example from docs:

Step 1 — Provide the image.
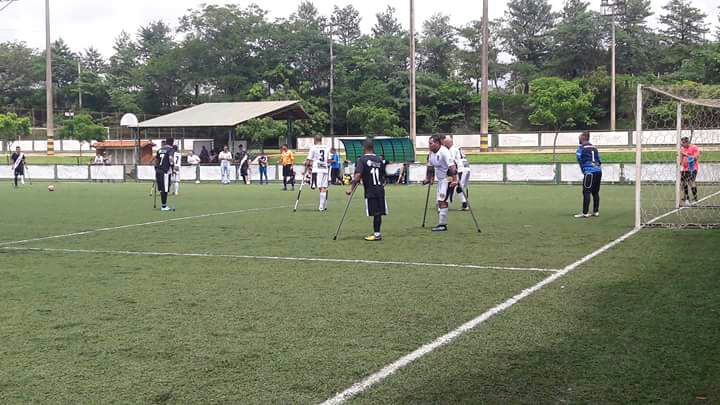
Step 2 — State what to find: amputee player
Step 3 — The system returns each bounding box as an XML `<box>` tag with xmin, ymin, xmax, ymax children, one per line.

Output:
<box><xmin>347</xmin><ymin>139</ymin><xmax>387</xmax><ymax>241</ymax></box>
<box><xmin>218</xmin><ymin>145</ymin><xmax>233</xmax><ymax>185</ymax></box>
<box><xmin>443</xmin><ymin>135</ymin><xmax>471</xmax><ymax>211</ymax></box>
<box><xmin>574</xmin><ymin>131</ymin><xmax>602</xmax><ymax>218</ymax></box>
<box><xmin>680</xmin><ymin>136</ymin><xmax>701</xmax><ymax>205</ymax></box>
<box><xmin>155</xmin><ymin>138</ymin><xmax>175</xmax><ymax>211</ymax></box>
<box><xmin>172</xmin><ymin>145</ymin><xmax>182</xmax><ymax>195</ymax></box>
<box><xmin>424</xmin><ymin>134</ymin><xmax>458</xmax><ymax>232</ymax></box>
<box><xmin>10</xmin><ymin>146</ymin><xmax>26</xmax><ymax>188</ymax></box>
<box><xmin>305</xmin><ymin>135</ymin><xmax>331</xmax><ymax>211</ymax></box>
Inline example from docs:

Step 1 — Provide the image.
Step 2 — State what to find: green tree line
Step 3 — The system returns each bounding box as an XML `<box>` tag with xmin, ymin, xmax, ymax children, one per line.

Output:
<box><xmin>0</xmin><ymin>0</ymin><xmax>719</xmax><ymax>136</ymax></box>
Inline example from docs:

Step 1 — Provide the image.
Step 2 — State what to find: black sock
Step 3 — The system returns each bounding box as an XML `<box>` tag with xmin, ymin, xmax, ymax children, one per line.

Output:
<box><xmin>373</xmin><ymin>215</ymin><xmax>382</xmax><ymax>233</ymax></box>
<box><xmin>161</xmin><ymin>192</ymin><xmax>168</xmax><ymax>206</ymax></box>
<box><xmin>582</xmin><ymin>192</ymin><xmax>591</xmax><ymax>215</ymax></box>
<box><xmin>692</xmin><ymin>187</ymin><xmax>698</xmax><ymax>200</ymax></box>
<box><xmin>683</xmin><ymin>184</ymin><xmax>689</xmax><ymax>200</ymax></box>
<box><xmin>14</xmin><ymin>175</ymin><xmax>18</xmax><ymax>187</ymax></box>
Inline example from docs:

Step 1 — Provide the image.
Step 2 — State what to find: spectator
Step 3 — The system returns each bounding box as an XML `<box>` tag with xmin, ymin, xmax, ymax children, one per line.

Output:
<box><xmin>102</xmin><ymin>151</ymin><xmax>111</xmax><ymax>165</ymax></box>
<box><xmin>235</xmin><ymin>144</ymin><xmax>250</xmax><ymax>184</ymax></box>
<box><xmin>258</xmin><ymin>153</ymin><xmax>269</xmax><ymax>184</ymax></box>
<box><xmin>218</xmin><ymin>145</ymin><xmax>233</xmax><ymax>185</ymax></box>
<box><xmin>330</xmin><ymin>147</ymin><xmax>342</xmax><ymax>185</ymax></box>
<box><xmin>92</xmin><ymin>152</ymin><xmax>104</xmax><ymax>165</ymax></box>
<box><xmin>187</xmin><ymin>151</ymin><xmax>201</xmax><ymax>184</ymax></box>
<box><xmin>280</xmin><ymin>144</ymin><xmax>295</xmax><ymax>191</ymax></box>
<box><xmin>199</xmin><ymin>146</ymin><xmax>210</xmax><ymax>163</ymax></box>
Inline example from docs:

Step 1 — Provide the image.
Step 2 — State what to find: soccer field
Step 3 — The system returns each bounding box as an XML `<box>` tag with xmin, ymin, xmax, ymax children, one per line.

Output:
<box><xmin>2</xmin><ymin>182</ymin><xmax>719</xmax><ymax>403</ymax></box>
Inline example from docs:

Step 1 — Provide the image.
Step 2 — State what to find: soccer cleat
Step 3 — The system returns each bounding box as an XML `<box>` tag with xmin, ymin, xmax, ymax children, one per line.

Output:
<box><xmin>573</xmin><ymin>213</ymin><xmax>591</xmax><ymax>218</ymax></box>
<box><xmin>461</xmin><ymin>202</ymin><xmax>469</xmax><ymax>211</ymax></box>
<box><xmin>684</xmin><ymin>199</ymin><xmax>691</xmax><ymax>207</ymax></box>
<box><xmin>160</xmin><ymin>206</ymin><xmax>171</xmax><ymax>212</ymax></box>
<box><xmin>431</xmin><ymin>224</ymin><xmax>448</xmax><ymax>232</ymax></box>
<box><xmin>364</xmin><ymin>234</ymin><xmax>382</xmax><ymax>241</ymax></box>
<box><xmin>592</xmin><ymin>212</ymin><xmax>600</xmax><ymax>217</ymax></box>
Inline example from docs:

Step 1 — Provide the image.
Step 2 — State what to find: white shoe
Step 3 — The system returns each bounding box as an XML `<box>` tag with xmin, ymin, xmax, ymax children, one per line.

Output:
<box><xmin>574</xmin><ymin>213</ymin><xmax>591</xmax><ymax>218</ymax></box>
<box><xmin>684</xmin><ymin>199</ymin><xmax>691</xmax><ymax>207</ymax></box>
<box><xmin>161</xmin><ymin>206</ymin><xmax>171</xmax><ymax>211</ymax></box>
<box><xmin>592</xmin><ymin>212</ymin><xmax>599</xmax><ymax>217</ymax></box>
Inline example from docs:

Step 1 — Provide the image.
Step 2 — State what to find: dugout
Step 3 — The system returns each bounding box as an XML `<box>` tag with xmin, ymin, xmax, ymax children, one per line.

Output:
<box><xmin>92</xmin><ymin>140</ymin><xmax>155</xmax><ymax>165</ymax></box>
<box><xmin>136</xmin><ymin>101</ymin><xmax>310</xmax><ymax>158</ymax></box>
<box><xmin>340</xmin><ymin>137</ymin><xmax>416</xmax><ymax>183</ymax></box>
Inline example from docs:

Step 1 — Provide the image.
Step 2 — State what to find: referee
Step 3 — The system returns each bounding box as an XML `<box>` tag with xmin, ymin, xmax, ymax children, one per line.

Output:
<box><xmin>575</xmin><ymin>131</ymin><xmax>602</xmax><ymax>218</ymax></box>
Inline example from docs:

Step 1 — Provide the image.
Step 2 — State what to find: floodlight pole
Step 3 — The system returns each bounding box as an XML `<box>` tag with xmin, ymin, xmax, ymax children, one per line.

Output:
<box><xmin>329</xmin><ymin>26</ymin><xmax>334</xmax><ymax>146</ymax></box>
<box><xmin>78</xmin><ymin>60</ymin><xmax>83</xmax><ymax>109</ymax></box>
<box><xmin>480</xmin><ymin>0</ymin><xmax>489</xmax><ymax>151</ymax></box>
<box><xmin>45</xmin><ymin>0</ymin><xmax>55</xmax><ymax>155</ymax></box>
<box><xmin>602</xmin><ymin>0</ymin><xmax>625</xmax><ymax>131</ymax></box>
<box><xmin>611</xmin><ymin>15</ymin><xmax>616</xmax><ymax>131</ymax></box>
<box><xmin>409</xmin><ymin>0</ymin><xmax>417</xmax><ymax>147</ymax></box>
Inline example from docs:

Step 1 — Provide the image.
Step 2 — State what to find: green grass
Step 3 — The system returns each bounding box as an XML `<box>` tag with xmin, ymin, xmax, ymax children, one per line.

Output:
<box><xmin>1</xmin><ymin>182</ymin><xmax>718</xmax><ymax>403</ymax></box>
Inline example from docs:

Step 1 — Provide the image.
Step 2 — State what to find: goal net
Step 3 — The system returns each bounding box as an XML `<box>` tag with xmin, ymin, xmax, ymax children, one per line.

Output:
<box><xmin>635</xmin><ymin>85</ymin><xmax>720</xmax><ymax>229</ymax></box>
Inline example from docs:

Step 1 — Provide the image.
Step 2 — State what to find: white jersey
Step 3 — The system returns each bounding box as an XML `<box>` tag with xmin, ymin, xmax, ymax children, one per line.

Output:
<box><xmin>448</xmin><ymin>145</ymin><xmax>470</xmax><ymax>173</ymax></box>
<box><xmin>173</xmin><ymin>151</ymin><xmax>182</xmax><ymax>173</ymax></box>
<box><xmin>428</xmin><ymin>145</ymin><xmax>453</xmax><ymax>180</ymax></box>
<box><xmin>307</xmin><ymin>144</ymin><xmax>331</xmax><ymax>174</ymax></box>
<box><xmin>219</xmin><ymin>151</ymin><xmax>233</xmax><ymax>164</ymax></box>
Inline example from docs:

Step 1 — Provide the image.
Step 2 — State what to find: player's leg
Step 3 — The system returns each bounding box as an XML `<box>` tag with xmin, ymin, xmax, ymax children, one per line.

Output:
<box><xmin>432</xmin><ymin>179</ymin><xmax>450</xmax><ymax>231</ymax></box>
<box><xmin>13</xmin><ymin>168</ymin><xmax>19</xmax><ymax>187</ymax></box>
<box><xmin>173</xmin><ymin>173</ymin><xmax>180</xmax><ymax>195</ymax></box>
<box><xmin>690</xmin><ymin>171</ymin><xmax>698</xmax><ymax>201</ymax></box>
<box><xmin>575</xmin><ymin>173</ymin><xmax>592</xmax><ymax>218</ymax></box>
<box><xmin>318</xmin><ymin>173</ymin><xmax>329</xmax><ymax>211</ymax></box>
<box><xmin>681</xmin><ymin>171</ymin><xmax>690</xmax><ymax>203</ymax></box>
<box><xmin>19</xmin><ymin>167</ymin><xmax>25</xmax><ymax>185</ymax></box>
<box><xmin>458</xmin><ymin>172</ymin><xmax>469</xmax><ymax>210</ymax></box>
<box><xmin>591</xmin><ymin>171</ymin><xmax>602</xmax><ymax>216</ymax></box>
<box><xmin>364</xmin><ymin>197</ymin><xmax>386</xmax><ymax>241</ymax></box>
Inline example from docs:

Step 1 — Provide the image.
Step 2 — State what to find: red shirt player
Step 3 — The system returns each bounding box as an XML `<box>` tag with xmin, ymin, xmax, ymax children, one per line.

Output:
<box><xmin>680</xmin><ymin>136</ymin><xmax>700</xmax><ymax>204</ymax></box>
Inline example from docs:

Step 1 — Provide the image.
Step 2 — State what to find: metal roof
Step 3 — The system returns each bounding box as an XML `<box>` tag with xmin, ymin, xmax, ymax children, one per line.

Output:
<box><xmin>92</xmin><ymin>140</ymin><xmax>155</xmax><ymax>149</ymax></box>
<box><xmin>137</xmin><ymin>101</ymin><xmax>309</xmax><ymax>128</ymax></box>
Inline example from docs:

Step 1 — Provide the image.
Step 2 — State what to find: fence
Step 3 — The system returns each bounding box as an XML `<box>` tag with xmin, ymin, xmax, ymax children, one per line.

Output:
<box><xmin>3</xmin><ymin>163</ymin><xmax>719</xmax><ymax>184</ymax></box>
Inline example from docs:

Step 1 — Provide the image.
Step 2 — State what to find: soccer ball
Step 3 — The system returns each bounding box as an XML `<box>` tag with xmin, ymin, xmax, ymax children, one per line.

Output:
<box><xmin>48</xmin><ymin>185</ymin><xmax>55</xmax><ymax>192</ymax></box>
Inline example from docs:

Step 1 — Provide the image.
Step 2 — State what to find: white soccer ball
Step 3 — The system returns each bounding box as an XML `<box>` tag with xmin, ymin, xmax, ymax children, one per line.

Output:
<box><xmin>48</xmin><ymin>185</ymin><xmax>55</xmax><ymax>192</ymax></box>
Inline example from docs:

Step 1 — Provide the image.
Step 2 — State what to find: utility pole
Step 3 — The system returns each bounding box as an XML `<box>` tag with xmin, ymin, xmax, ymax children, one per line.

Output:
<box><xmin>409</xmin><ymin>0</ymin><xmax>416</xmax><ymax>146</ymax></box>
<box><xmin>601</xmin><ymin>0</ymin><xmax>626</xmax><ymax>131</ymax></box>
<box><xmin>45</xmin><ymin>0</ymin><xmax>54</xmax><ymax>155</ymax></box>
<box><xmin>78</xmin><ymin>60</ymin><xmax>83</xmax><ymax>109</ymax></box>
<box><xmin>480</xmin><ymin>0</ymin><xmax>489</xmax><ymax>151</ymax></box>
<box><xmin>329</xmin><ymin>26</ymin><xmax>334</xmax><ymax>146</ymax></box>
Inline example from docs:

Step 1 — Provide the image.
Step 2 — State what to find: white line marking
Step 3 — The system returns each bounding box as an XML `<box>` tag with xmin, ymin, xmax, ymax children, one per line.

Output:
<box><xmin>0</xmin><ymin>247</ymin><xmax>560</xmax><ymax>273</ymax></box>
<box><xmin>320</xmin><ymin>220</ymin><xmax>670</xmax><ymax>404</ymax></box>
<box><xmin>0</xmin><ymin>205</ymin><xmax>292</xmax><ymax>247</ymax></box>
<box><xmin>645</xmin><ymin>189</ymin><xmax>720</xmax><ymax>225</ymax></box>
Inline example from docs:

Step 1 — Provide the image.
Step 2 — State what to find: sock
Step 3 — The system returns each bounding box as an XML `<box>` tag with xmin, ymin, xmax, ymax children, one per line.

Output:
<box><xmin>439</xmin><ymin>208</ymin><xmax>448</xmax><ymax>225</ymax></box>
<box><xmin>14</xmin><ymin>175</ymin><xmax>18</xmax><ymax>187</ymax></box>
<box><xmin>21</xmin><ymin>176</ymin><xmax>25</xmax><ymax>185</ymax></box>
<box><xmin>692</xmin><ymin>187</ymin><xmax>698</xmax><ymax>200</ymax></box>
<box><xmin>319</xmin><ymin>191</ymin><xmax>327</xmax><ymax>210</ymax></box>
<box><xmin>683</xmin><ymin>184</ymin><xmax>689</xmax><ymax>200</ymax></box>
<box><xmin>174</xmin><ymin>182</ymin><xmax>179</xmax><ymax>194</ymax></box>
<box><xmin>373</xmin><ymin>215</ymin><xmax>382</xmax><ymax>233</ymax></box>
<box><xmin>161</xmin><ymin>192</ymin><xmax>168</xmax><ymax>206</ymax></box>
<box><xmin>460</xmin><ymin>192</ymin><xmax>467</xmax><ymax>203</ymax></box>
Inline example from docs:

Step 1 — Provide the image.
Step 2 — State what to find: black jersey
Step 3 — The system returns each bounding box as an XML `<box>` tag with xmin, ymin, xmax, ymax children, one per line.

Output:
<box><xmin>11</xmin><ymin>152</ymin><xmax>25</xmax><ymax>168</ymax></box>
<box><xmin>155</xmin><ymin>146</ymin><xmax>175</xmax><ymax>173</ymax></box>
<box><xmin>355</xmin><ymin>154</ymin><xmax>385</xmax><ymax>198</ymax></box>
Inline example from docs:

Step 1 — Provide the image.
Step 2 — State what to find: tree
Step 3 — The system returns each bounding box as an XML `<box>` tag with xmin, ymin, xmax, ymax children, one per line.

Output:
<box><xmin>615</xmin><ymin>0</ymin><xmax>661</xmax><ymax>75</ymax></box>
<box><xmin>457</xmin><ymin>20</ymin><xmax>504</xmax><ymax>93</ymax></box>
<box><xmin>550</xmin><ymin>0</ymin><xmax>607</xmax><ymax>78</ymax></box>
<box><xmin>236</xmin><ymin>117</ymin><xmax>286</xmax><ymax>151</ymax></box>
<box><xmin>500</xmin><ymin>0</ymin><xmax>556</xmax><ymax>86</ymax></box>
<box><xmin>372</xmin><ymin>6</ymin><xmax>403</xmax><ymax>38</ymax></box>
<box><xmin>346</xmin><ymin>105</ymin><xmax>406</xmax><ymax>136</ymax></box>
<box><xmin>57</xmin><ymin>113</ymin><xmax>106</xmax><ymax>156</ymax></box>
<box><xmin>0</xmin><ymin>41</ymin><xmax>42</xmax><ymax>109</ymax></box>
<box><xmin>528</xmin><ymin>77</ymin><xmax>596</xmax><ymax>130</ymax></box>
<box><xmin>81</xmin><ymin>47</ymin><xmax>106</xmax><ymax>74</ymax></box>
<box><xmin>419</xmin><ymin>14</ymin><xmax>457</xmax><ymax>78</ymax></box>
<box><xmin>331</xmin><ymin>5</ymin><xmax>362</xmax><ymax>46</ymax></box>
<box><xmin>659</xmin><ymin>0</ymin><xmax>709</xmax><ymax>46</ymax></box>
<box><xmin>0</xmin><ymin>113</ymin><xmax>31</xmax><ymax>160</ymax></box>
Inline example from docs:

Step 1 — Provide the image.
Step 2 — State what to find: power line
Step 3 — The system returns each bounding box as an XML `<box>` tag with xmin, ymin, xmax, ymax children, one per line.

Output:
<box><xmin>0</xmin><ymin>0</ymin><xmax>19</xmax><ymax>13</ymax></box>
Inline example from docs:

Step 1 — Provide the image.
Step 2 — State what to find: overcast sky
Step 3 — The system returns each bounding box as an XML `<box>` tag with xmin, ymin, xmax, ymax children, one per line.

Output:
<box><xmin>0</xmin><ymin>0</ymin><xmax>718</xmax><ymax>57</ymax></box>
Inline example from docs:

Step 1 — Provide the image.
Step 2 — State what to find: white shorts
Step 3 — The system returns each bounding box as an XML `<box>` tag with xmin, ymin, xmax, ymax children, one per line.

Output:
<box><xmin>436</xmin><ymin>178</ymin><xmax>451</xmax><ymax>202</ymax></box>
<box><xmin>458</xmin><ymin>170</ymin><xmax>470</xmax><ymax>190</ymax></box>
<box><xmin>314</xmin><ymin>172</ymin><xmax>329</xmax><ymax>189</ymax></box>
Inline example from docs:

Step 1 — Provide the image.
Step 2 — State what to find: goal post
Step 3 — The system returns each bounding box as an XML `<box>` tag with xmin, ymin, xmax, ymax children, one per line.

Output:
<box><xmin>635</xmin><ymin>84</ymin><xmax>720</xmax><ymax>229</ymax></box>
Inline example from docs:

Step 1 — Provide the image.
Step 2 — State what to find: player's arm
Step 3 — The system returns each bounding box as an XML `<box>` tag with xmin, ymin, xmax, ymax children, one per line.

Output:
<box><xmin>448</xmin><ymin>164</ymin><xmax>458</xmax><ymax>187</ymax></box>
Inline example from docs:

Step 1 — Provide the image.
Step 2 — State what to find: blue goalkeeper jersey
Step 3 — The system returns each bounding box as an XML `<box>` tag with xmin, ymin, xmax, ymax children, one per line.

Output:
<box><xmin>577</xmin><ymin>143</ymin><xmax>602</xmax><ymax>174</ymax></box>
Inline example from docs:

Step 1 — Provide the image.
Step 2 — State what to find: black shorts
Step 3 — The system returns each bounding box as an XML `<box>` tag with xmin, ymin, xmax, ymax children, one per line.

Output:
<box><xmin>283</xmin><ymin>164</ymin><xmax>293</xmax><ymax>177</ymax></box>
<box><xmin>240</xmin><ymin>165</ymin><xmax>248</xmax><ymax>176</ymax></box>
<box><xmin>331</xmin><ymin>167</ymin><xmax>341</xmax><ymax>182</ymax></box>
<box><xmin>365</xmin><ymin>197</ymin><xmax>388</xmax><ymax>217</ymax></box>
<box><xmin>681</xmin><ymin>171</ymin><xmax>698</xmax><ymax>182</ymax></box>
<box><xmin>155</xmin><ymin>170</ymin><xmax>171</xmax><ymax>193</ymax></box>
<box><xmin>14</xmin><ymin>166</ymin><xmax>24</xmax><ymax>176</ymax></box>
<box><xmin>583</xmin><ymin>172</ymin><xmax>602</xmax><ymax>194</ymax></box>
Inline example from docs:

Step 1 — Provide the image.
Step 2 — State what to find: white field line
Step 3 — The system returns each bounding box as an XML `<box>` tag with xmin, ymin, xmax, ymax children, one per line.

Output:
<box><xmin>645</xmin><ymin>189</ymin><xmax>720</xmax><ymax>225</ymax></box>
<box><xmin>320</xmin><ymin>222</ymin><xmax>671</xmax><ymax>404</ymax></box>
<box><xmin>0</xmin><ymin>247</ymin><xmax>560</xmax><ymax>273</ymax></box>
<box><xmin>0</xmin><ymin>205</ymin><xmax>292</xmax><ymax>247</ymax></box>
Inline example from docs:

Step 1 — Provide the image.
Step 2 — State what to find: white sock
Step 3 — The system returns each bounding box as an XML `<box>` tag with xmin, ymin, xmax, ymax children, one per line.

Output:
<box><xmin>460</xmin><ymin>193</ymin><xmax>467</xmax><ymax>203</ymax></box>
<box><xmin>21</xmin><ymin>176</ymin><xmax>25</xmax><ymax>185</ymax></box>
<box><xmin>439</xmin><ymin>208</ymin><xmax>448</xmax><ymax>225</ymax></box>
<box><xmin>174</xmin><ymin>182</ymin><xmax>179</xmax><ymax>194</ymax></box>
<box><xmin>320</xmin><ymin>191</ymin><xmax>327</xmax><ymax>210</ymax></box>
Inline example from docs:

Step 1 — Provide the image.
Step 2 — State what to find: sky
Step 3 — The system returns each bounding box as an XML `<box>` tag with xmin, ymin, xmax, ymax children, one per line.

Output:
<box><xmin>0</xmin><ymin>0</ymin><xmax>718</xmax><ymax>57</ymax></box>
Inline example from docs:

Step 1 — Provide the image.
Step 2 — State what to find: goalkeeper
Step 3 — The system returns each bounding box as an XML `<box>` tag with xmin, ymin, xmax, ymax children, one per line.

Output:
<box><xmin>574</xmin><ymin>132</ymin><xmax>602</xmax><ymax>218</ymax></box>
<box><xmin>680</xmin><ymin>136</ymin><xmax>700</xmax><ymax>205</ymax></box>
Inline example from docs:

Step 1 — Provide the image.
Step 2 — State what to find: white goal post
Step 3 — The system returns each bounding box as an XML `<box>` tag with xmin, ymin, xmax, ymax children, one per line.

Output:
<box><xmin>635</xmin><ymin>84</ymin><xmax>720</xmax><ymax>229</ymax></box>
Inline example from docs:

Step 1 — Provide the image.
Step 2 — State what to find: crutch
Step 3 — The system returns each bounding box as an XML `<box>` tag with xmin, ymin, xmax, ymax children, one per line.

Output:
<box><xmin>461</xmin><ymin>189</ymin><xmax>482</xmax><ymax>233</ymax></box>
<box><xmin>333</xmin><ymin>184</ymin><xmax>357</xmax><ymax>240</ymax></box>
<box><xmin>421</xmin><ymin>181</ymin><xmax>432</xmax><ymax>227</ymax></box>
<box><xmin>293</xmin><ymin>168</ymin><xmax>309</xmax><ymax>212</ymax></box>
<box><xmin>153</xmin><ymin>179</ymin><xmax>158</xmax><ymax>209</ymax></box>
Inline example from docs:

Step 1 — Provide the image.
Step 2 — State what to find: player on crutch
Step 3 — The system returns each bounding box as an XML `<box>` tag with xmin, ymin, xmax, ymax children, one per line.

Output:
<box><xmin>154</xmin><ymin>138</ymin><xmax>175</xmax><ymax>211</ymax></box>
<box><xmin>172</xmin><ymin>144</ymin><xmax>182</xmax><ymax>195</ymax></box>
<box><xmin>305</xmin><ymin>135</ymin><xmax>331</xmax><ymax>211</ymax></box>
<box><xmin>443</xmin><ymin>135</ymin><xmax>471</xmax><ymax>211</ymax></box>
<box><xmin>10</xmin><ymin>146</ymin><xmax>26</xmax><ymax>188</ymax></box>
<box><xmin>424</xmin><ymin>135</ymin><xmax>458</xmax><ymax>232</ymax></box>
<box><xmin>344</xmin><ymin>139</ymin><xmax>387</xmax><ymax>241</ymax></box>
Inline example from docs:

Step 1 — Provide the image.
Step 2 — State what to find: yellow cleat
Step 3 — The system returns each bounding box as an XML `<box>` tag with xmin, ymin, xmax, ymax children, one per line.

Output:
<box><xmin>364</xmin><ymin>234</ymin><xmax>382</xmax><ymax>241</ymax></box>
